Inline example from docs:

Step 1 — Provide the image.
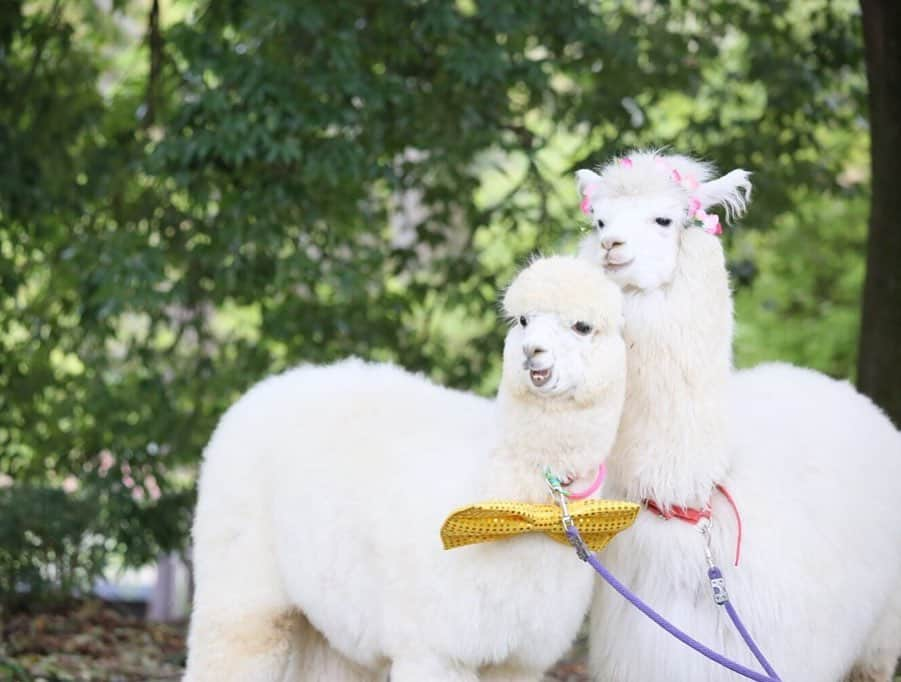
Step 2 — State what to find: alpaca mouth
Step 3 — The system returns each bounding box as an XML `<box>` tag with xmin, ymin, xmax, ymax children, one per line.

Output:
<box><xmin>529</xmin><ymin>367</ymin><xmax>552</xmax><ymax>387</ymax></box>
<box><xmin>604</xmin><ymin>257</ymin><xmax>634</xmax><ymax>271</ymax></box>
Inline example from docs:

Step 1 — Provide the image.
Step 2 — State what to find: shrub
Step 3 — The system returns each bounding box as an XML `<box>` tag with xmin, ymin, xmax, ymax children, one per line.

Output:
<box><xmin>0</xmin><ymin>487</ymin><xmax>107</xmax><ymax>612</ymax></box>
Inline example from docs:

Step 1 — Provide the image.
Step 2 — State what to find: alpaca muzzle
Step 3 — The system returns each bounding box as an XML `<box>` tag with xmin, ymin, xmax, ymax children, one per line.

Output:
<box><xmin>522</xmin><ymin>352</ymin><xmax>554</xmax><ymax>387</ymax></box>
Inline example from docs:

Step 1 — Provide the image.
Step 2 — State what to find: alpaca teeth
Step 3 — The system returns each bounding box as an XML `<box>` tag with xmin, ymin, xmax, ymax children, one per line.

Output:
<box><xmin>529</xmin><ymin>368</ymin><xmax>551</xmax><ymax>386</ymax></box>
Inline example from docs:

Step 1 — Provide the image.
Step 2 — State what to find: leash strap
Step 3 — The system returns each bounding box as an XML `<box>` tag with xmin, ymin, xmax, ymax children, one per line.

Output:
<box><xmin>564</xmin><ymin>525</ymin><xmax>781</xmax><ymax>682</ymax></box>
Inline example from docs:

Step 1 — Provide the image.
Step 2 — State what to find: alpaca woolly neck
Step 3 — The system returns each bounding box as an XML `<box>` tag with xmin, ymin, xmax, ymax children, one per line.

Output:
<box><xmin>479</xmin><ymin>384</ymin><xmax>624</xmax><ymax>504</ymax></box>
<box><xmin>606</xmin><ymin>229</ymin><xmax>733</xmax><ymax>509</ymax></box>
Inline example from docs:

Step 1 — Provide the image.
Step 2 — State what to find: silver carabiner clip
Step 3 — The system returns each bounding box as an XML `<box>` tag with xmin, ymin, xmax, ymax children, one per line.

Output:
<box><xmin>559</xmin><ymin>494</ymin><xmax>574</xmax><ymax>532</ymax></box>
<box><xmin>544</xmin><ymin>478</ymin><xmax>574</xmax><ymax>534</ymax></box>
<box><xmin>697</xmin><ymin>517</ymin><xmax>715</xmax><ymax>570</ymax></box>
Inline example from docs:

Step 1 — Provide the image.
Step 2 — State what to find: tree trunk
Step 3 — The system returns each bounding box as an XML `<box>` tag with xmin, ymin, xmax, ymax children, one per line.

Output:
<box><xmin>146</xmin><ymin>552</ymin><xmax>174</xmax><ymax>622</ymax></box>
<box><xmin>144</xmin><ymin>0</ymin><xmax>162</xmax><ymax>127</ymax></box>
<box><xmin>858</xmin><ymin>0</ymin><xmax>901</xmax><ymax>427</ymax></box>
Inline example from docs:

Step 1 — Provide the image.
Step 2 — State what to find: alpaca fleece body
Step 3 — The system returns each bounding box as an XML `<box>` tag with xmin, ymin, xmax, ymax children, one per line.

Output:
<box><xmin>589</xmin><ymin>361</ymin><xmax>901</xmax><ymax>682</ymax></box>
<box><xmin>185</xmin><ymin>257</ymin><xmax>627</xmax><ymax>682</ymax></box>
<box><xmin>577</xmin><ymin>151</ymin><xmax>901</xmax><ymax>682</ymax></box>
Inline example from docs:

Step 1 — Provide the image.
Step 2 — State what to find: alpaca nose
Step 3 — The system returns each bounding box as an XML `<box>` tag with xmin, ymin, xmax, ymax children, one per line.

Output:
<box><xmin>600</xmin><ymin>235</ymin><xmax>625</xmax><ymax>251</ymax></box>
<box><xmin>522</xmin><ymin>343</ymin><xmax>546</xmax><ymax>361</ymax></box>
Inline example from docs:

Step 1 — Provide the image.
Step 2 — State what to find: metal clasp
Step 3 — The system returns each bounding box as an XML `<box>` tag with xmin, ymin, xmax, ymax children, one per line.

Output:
<box><xmin>546</xmin><ymin>478</ymin><xmax>574</xmax><ymax>532</ymax></box>
<box><xmin>698</xmin><ymin>518</ymin><xmax>729</xmax><ymax>605</ymax></box>
<box><xmin>709</xmin><ymin>573</ymin><xmax>729</xmax><ymax>605</ymax></box>
<box><xmin>547</xmin><ymin>476</ymin><xmax>589</xmax><ymax>562</ymax></box>
<box><xmin>697</xmin><ymin>517</ymin><xmax>715</xmax><ymax>570</ymax></box>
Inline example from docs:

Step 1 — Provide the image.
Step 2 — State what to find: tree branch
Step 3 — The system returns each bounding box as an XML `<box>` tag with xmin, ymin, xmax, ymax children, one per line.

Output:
<box><xmin>13</xmin><ymin>0</ymin><xmax>63</xmax><ymax>122</ymax></box>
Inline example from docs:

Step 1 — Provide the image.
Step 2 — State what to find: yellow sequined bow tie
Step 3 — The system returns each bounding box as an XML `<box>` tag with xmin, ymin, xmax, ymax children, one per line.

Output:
<box><xmin>440</xmin><ymin>499</ymin><xmax>640</xmax><ymax>552</ymax></box>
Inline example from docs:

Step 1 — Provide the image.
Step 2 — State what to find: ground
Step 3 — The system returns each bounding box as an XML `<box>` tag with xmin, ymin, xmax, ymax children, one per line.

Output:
<box><xmin>0</xmin><ymin>602</ymin><xmax>184</xmax><ymax>682</ymax></box>
<box><xmin>0</xmin><ymin>600</ymin><xmax>588</xmax><ymax>681</ymax></box>
<box><xmin>4</xmin><ymin>604</ymin><xmax>897</xmax><ymax>682</ymax></box>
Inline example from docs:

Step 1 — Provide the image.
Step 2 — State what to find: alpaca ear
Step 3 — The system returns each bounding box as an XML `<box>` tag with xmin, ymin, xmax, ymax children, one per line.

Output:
<box><xmin>575</xmin><ymin>169</ymin><xmax>602</xmax><ymax>197</ymax></box>
<box><xmin>696</xmin><ymin>169</ymin><xmax>752</xmax><ymax>221</ymax></box>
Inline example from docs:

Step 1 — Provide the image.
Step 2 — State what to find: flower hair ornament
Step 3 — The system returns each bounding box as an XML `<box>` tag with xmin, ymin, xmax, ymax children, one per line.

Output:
<box><xmin>661</xmin><ymin>158</ymin><xmax>723</xmax><ymax>236</ymax></box>
<box><xmin>580</xmin><ymin>155</ymin><xmax>723</xmax><ymax>236</ymax></box>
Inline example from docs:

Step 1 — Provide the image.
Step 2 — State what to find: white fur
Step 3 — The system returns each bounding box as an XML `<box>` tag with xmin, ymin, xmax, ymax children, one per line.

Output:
<box><xmin>577</xmin><ymin>151</ymin><xmax>901</xmax><ymax>681</ymax></box>
<box><xmin>184</xmin><ymin>257</ymin><xmax>627</xmax><ymax>682</ymax></box>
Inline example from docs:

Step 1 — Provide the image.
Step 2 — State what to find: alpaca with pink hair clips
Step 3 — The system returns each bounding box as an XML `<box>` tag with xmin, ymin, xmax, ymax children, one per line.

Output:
<box><xmin>575</xmin><ymin>150</ymin><xmax>901</xmax><ymax>682</ymax></box>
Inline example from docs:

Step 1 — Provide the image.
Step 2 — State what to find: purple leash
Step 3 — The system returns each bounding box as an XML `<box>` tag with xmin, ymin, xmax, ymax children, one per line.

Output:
<box><xmin>564</xmin><ymin>525</ymin><xmax>781</xmax><ymax>682</ymax></box>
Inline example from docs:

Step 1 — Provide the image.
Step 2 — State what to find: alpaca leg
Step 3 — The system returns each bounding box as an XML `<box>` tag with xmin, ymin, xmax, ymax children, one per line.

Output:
<box><xmin>286</xmin><ymin>611</ymin><xmax>384</xmax><ymax>682</ymax></box>
<box><xmin>846</xmin><ymin>590</ymin><xmax>901</xmax><ymax>682</ymax></box>
<box><xmin>184</xmin><ymin>499</ymin><xmax>296</xmax><ymax>680</ymax></box>
<box><xmin>390</xmin><ymin>657</ymin><xmax>478</xmax><ymax>682</ymax></box>
<box><xmin>846</xmin><ymin>664</ymin><xmax>897</xmax><ymax>682</ymax></box>
<box><xmin>184</xmin><ymin>606</ymin><xmax>295</xmax><ymax>682</ymax></box>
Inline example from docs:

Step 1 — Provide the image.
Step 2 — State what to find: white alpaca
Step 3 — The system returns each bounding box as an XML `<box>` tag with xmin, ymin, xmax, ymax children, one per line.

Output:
<box><xmin>576</xmin><ymin>151</ymin><xmax>901</xmax><ymax>681</ymax></box>
<box><xmin>184</xmin><ymin>256</ymin><xmax>628</xmax><ymax>682</ymax></box>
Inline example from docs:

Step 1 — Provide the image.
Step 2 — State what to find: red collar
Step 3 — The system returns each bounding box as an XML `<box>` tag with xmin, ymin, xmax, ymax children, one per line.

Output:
<box><xmin>643</xmin><ymin>484</ymin><xmax>743</xmax><ymax>566</ymax></box>
<box><xmin>644</xmin><ymin>498</ymin><xmax>712</xmax><ymax>524</ymax></box>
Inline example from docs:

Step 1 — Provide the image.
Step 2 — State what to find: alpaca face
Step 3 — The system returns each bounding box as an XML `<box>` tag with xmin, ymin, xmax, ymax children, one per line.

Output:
<box><xmin>578</xmin><ymin>192</ymin><xmax>686</xmax><ymax>291</ymax></box>
<box><xmin>500</xmin><ymin>310</ymin><xmax>623</xmax><ymax>405</ymax></box>
<box><xmin>501</xmin><ymin>256</ymin><xmax>625</xmax><ymax>405</ymax></box>
<box><xmin>502</xmin><ymin>312</ymin><xmax>594</xmax><ymax>397</ymax></box>
<box><xmin>575</xmin><ymin>152</ymin><xmax>751</xmax><ymax>292</ymax></box>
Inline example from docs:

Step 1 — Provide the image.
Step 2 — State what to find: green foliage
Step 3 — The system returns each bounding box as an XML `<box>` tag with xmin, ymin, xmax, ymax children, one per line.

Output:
<box><xmin>0</xmin><ymin>487</ymin><xmax>105</xmax><ymax>611</ymax></box>
<box><xmin>734</xmin><ymin>191</ymin><xmax>868</xmax><ymax>376</ymax></box>
<box><xmin>0</xmin><ymin>0</ymin><xmax>871</xmax><ymax>577</ymax></box>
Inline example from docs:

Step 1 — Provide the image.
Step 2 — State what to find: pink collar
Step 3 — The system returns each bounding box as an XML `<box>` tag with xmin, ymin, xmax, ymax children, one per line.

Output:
<box><xmin>564</xmin><ymin>462</ymin><xmax>607</xmax><ymax>500</ymax></box>
<box><xmin>644</xmin><ymin>484</ymin><xmax>743</xmax><ymax>566</ymax></box>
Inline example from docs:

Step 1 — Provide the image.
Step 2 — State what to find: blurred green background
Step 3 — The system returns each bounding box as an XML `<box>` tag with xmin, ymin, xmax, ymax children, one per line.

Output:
<box><xmin>0</xmin><ymin>0</ymin><xmax>889</xmax><ymax>663</ymax></box>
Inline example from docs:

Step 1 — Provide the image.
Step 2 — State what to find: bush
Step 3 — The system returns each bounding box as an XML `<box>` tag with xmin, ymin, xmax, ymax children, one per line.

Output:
<box><xmin>0</xmin><ymin>487</ymin><xmax>107</xmax><ymax>612</ymax></box>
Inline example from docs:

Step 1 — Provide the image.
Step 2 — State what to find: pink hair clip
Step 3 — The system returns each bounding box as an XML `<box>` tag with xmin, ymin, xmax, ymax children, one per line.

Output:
<box><xmin>695</xmin><ymin>208</ymin><xmax>722</xmax><ymax>235</ymax></box>
<box><xmin>654</xmin><ymin>155</ymin><xmax>700</xmax><ymax>192</ymax></box>
<box><xmin>580</xmin><ymin>183</ymin><xmax>600</xmax><ymax>215</ymax></box>
<box><xmin>653</xmin><ymin>155</ymin><xmax>723</xmax><ymax>236</ymax></box>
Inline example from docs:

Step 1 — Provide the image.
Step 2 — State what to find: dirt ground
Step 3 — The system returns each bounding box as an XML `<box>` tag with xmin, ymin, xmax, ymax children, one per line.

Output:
<box><xmin>11</xmin><ymin>603</ymin><xmax>898</xmax><ymax>682</ymax></box>
<box><xmin>0</xmin><ymin>602</ymin><xmax>184</xmax><ymax>682</ymax></box>
<box><xmin>0</xmin><ymin>600</ymin><xmax>589</xmax><ymax>681</ymax></box>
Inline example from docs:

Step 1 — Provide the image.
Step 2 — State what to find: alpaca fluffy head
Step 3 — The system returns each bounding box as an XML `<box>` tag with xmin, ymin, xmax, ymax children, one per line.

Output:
<box><xmin>575</xmin><ymin>150</ymin><xmax>752</xmax><ymax>291</ymax></box>
<box><xmin>500</xmin><ymin>256</ymin><xmax>624</xmax><ymax>405</ymax></box>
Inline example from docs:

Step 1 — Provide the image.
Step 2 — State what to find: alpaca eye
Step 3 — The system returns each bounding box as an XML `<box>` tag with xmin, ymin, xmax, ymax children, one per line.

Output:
<box><xmin>572</xmin><ymin>321</ymin><xmax>593</xmax><ymax>335</ymax></box>
<box><xmin>596</xmin><ymin>219</ymin><xmax>605</xmax><ymax>229</ymax></box>
<box><xmin>519</xmin><ymin>315</ymin><xmax>528</xmax><ymax>327</ymax></box>
<box><xmin>655</xmin><ymin>217</ymin><xmax>672</xmax><ymax>227</ymax></box>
